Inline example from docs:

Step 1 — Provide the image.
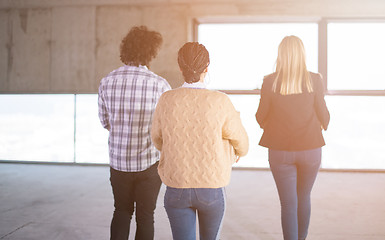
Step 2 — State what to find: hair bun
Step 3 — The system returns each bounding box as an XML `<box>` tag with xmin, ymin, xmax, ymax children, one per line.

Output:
<box><xmin>178</xmin><ymin>42</ymin><xmax>210</xmax><ymax>83</ymax></box>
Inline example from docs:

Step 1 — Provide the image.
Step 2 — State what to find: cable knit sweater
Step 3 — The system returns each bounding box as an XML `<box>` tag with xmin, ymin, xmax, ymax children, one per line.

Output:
<box><xmin>151</xmin><ymin>88</ymin><xmax>249</xmax><ymax>188</ymax></box>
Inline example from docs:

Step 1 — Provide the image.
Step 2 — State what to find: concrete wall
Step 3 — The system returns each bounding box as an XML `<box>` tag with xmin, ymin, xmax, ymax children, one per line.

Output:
<box><xmin>1</xmin><ymin>0</ymin><xmax>385</xmax><ymax>92</ymax></box>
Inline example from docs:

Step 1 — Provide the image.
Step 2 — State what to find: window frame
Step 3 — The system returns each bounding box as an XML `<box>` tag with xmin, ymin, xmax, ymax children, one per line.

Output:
<box><xmin>193</xmin><ymin>17</ymin><xmax>385</xmax><ymax>97</ymax></box>
<box><xmin>193</xmin><ymin>17</ymin><xmax>385</xmax><ymax>171</ymax></box>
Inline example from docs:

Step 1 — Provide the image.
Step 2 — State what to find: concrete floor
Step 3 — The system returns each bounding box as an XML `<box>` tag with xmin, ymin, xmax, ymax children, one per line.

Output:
<box><xmin>0</xmin><ymin>163</ymin><xmax>384</xmax><ymax>240</ymax></box>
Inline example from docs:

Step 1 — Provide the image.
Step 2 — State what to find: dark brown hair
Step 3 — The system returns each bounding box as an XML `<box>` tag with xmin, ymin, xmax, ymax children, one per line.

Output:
<box><xmin>178</xmin><ymin>42</ymin><xmax>210</xmax><ymax>83</ymax></box>
<box><xmin>120</xmin><ymin>26</ymin><xmax>163</xmax><ymax>67</ymax></box>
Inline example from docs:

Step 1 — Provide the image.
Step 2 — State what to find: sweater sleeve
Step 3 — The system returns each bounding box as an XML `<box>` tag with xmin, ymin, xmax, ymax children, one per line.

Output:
<box><xmin>151</xmin><ymin>96</ymin><xmax>163</xmax><ymax>151</ymax></box>
<box><xmin>313</xmin><ymin>74</ymin><xmax>330</xmax><ymax>130</ymax></box>
<box><xmin>222</xmin><ymin>96</ymin><xmax>249</xmax><ymax>157</ymax></box>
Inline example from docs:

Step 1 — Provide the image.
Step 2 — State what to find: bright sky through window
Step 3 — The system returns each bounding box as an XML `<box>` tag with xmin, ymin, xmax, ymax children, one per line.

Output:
<box><xmin>328</xmin><ymin>22</ymin><xmax>385</xmax><ymax>90</ymax></box>
<box><xmin>198</xmin><ymin>23</ymin><xmax>318</xmax><ymax>90</ymax></box>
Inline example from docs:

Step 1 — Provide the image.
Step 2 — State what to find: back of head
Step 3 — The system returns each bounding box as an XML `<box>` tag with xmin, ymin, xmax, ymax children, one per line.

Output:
<box><xmin>178</xmin><ymin>42</ymin><xmax>210</xmax><ymax>83</ymax></box>
<box><xmin>120</xmin><ymin>26</ymin><xmax>163</xmax><ymax>67</ymax></box>
<box><xmin>273</xmin><ymin>35</ymin><xmax>313</xmax><ymax>95</ymax></box>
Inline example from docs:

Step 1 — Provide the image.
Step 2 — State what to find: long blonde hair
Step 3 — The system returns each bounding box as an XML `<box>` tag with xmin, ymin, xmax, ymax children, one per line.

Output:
<box><xmin>272</xmin><ymin>35</ymin><xmax>313</xmax><ymax>95</ymax></box>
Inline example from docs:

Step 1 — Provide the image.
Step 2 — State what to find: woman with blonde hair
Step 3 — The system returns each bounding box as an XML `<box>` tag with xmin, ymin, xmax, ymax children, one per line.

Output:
<box><xmin>256</xmin><ymin>35</ymin><xmax>330</xmax><ymax>240</ymax></box>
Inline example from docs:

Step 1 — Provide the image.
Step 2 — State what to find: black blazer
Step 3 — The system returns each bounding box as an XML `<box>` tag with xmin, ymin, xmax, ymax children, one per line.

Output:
<box><xmin>256</xmin><ymin>72</ymin><xmax>330</xmax><ymax>151</ymax></box>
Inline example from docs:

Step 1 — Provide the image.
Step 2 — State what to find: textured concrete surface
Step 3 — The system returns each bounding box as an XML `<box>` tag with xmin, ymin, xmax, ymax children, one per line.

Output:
<box><xmin>1</xmin><ymin>0</ymin><xmax>385</xmax><ymax>93</ymax></box>
<box><xmin>51</xmin><ymin>7</ymin><xmax>96</xmax><ymax>92</ymax></box>
<box><xmin>0</xmin><ymin>10</ymin><xmax>9</xmax><ymax>91</ymax></box>
<box><xmin>8</xmin><ymin>9</ymin><xmax>51</xmax><ymax>92</ymax></box>
<box><xmin>0</xmin><ymin>163</ymin><xmax>385</xmax><ymax>240</ymax></box>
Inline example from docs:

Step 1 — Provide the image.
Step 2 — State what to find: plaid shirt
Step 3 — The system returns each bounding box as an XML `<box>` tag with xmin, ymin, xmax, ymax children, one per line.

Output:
<box><xmin>98</xmin><ymin>65</ymin><xmax>171</xmax><ymax>172</ymax></box>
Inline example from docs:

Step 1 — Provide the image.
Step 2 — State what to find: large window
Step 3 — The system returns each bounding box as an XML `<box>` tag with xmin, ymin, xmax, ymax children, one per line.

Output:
<box><xmin>196</xmin><ymin>18</ymin><xmax>385</xmax><ymax>170</ymax></box>
<box><xmin>0</xmin><ymin>94</ymin><xmax>109</xmax><ymax>164</ymax></box>
<box><xmin>198</xmin><ymin>22</ymin><xmax>318</xmax><ymax>90</ymax></box>
<box><xmin>0</xmin><ymin>95</ymin><xmax>75</xmax><ymax>162</ymax></box>
<box><xmin>328</xmin><ymin>22</ymin><xmax>385</xmax><ymax>90</ymax></box>
<box><xmin>324</xmin><ymin>20</ymin><xmax>385</xmax><ymax>169</ymax></box>
<box><xmin>1</xmin><ymin>19</ymin><xmax>384</xmax><ymax>170</ymax></box>
<box><xmin>75</xmin><ymin>95</ymin><xmax>109</xmax><ymax>164</ymax></box>
<box><xmin>323</xmin><ymin>96</ymin><xmax>385</xmax><ymax>169</ymax></box>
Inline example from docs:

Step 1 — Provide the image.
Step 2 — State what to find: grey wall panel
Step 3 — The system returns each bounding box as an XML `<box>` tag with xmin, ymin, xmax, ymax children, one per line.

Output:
<box><xmin>8</xmin><ymin>9</ymin><xmax>51</xmax><ymax>92</ymax></box>
<box><xmin>1</xmin><ymin>0</ymin><xmax>385</xmax><ymax>93</ymax></box>
<box><xmin>0</xmin><ymin>10</ymin><xmax>9</xmax><ymax>91</ymax></box>
<box><xmin>142</xmin><ymin>5</ymin><xmax>188</xmax><ymax>88</ymax></box>
<box><xmin>51</xmin><ymin>7</ymin><xmax>96</xmax><ymax>93</ymax></box>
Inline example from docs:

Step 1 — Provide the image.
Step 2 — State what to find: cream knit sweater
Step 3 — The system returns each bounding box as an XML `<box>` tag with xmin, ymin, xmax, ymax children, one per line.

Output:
<box><xmin>151</xmin><ymin>88</ymin><xmax>249</xmax><ymax>188</ymax></box>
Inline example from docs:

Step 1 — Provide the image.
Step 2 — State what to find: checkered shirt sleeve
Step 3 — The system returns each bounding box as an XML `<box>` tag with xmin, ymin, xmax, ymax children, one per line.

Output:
<box><xmin>98</xmin><ymin>65</ymin><xmax>171</xmax><ymax>172</ymax></box>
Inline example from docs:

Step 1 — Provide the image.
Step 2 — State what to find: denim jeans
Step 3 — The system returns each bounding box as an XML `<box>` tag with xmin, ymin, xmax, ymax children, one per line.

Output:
<box><xmin>269</xmin><ymin>148</ymin><xmax>322</xmax><ymax>240</ymax></box>
<box><xmin>109</xmin><ymin>162</ymin><xmax>162</xmax><ymax>240</ymax></box>
<box><xmin>164</xmin><ymin>187</ymin><xmax>226</xmax><ymax>240</ymax></box>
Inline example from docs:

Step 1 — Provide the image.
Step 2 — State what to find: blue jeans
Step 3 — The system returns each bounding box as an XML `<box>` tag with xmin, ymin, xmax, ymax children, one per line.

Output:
<box><xmin>164</xmin><ymin>187</ymin><xmax>226</xmax><ymax>240</ymax></box>
<box><xmin>269</xmin><ymin>148</ymin><xmax>322</xmax><ymax>240</ymax></box>
<box><xmin>109</xmin><ymin>162</ymin><xmax>162</xmax><ymax>240</ymax></box>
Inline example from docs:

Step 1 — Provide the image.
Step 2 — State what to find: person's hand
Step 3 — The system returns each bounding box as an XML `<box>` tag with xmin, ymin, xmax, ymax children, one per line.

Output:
<box><xmin>235</xmin><ymin>155</ymin><xmax>241</xmax><ymax>163</ymax></box>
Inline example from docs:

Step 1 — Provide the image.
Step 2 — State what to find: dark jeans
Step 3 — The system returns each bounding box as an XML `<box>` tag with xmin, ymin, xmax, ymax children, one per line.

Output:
<box><xmin>110</xmin><ymin>162</ymin><xmax>162</xmax><ymax>240</ymax></box>
<box><xmin>269</xmin><ymin>148</ymin><xmax>321</xmax><ymax>240</ymax></box>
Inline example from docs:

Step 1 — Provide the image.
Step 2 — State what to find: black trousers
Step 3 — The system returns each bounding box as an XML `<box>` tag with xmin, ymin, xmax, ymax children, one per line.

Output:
<box><xmin>110</xmin><ymin>162</ymin><xmax>162</xmax><ymax>240</ymax></box>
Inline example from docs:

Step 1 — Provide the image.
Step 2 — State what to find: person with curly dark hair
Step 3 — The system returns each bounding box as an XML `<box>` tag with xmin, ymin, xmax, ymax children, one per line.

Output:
<box><xmin>98</xmin><ymin>25</ymin><xmax>171</xmax><ymax>240</ymax></box>
<box><xmin>119</xmin><ymin>26</ymin><xmax>163</xmax><ymax>67</ymax></box>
